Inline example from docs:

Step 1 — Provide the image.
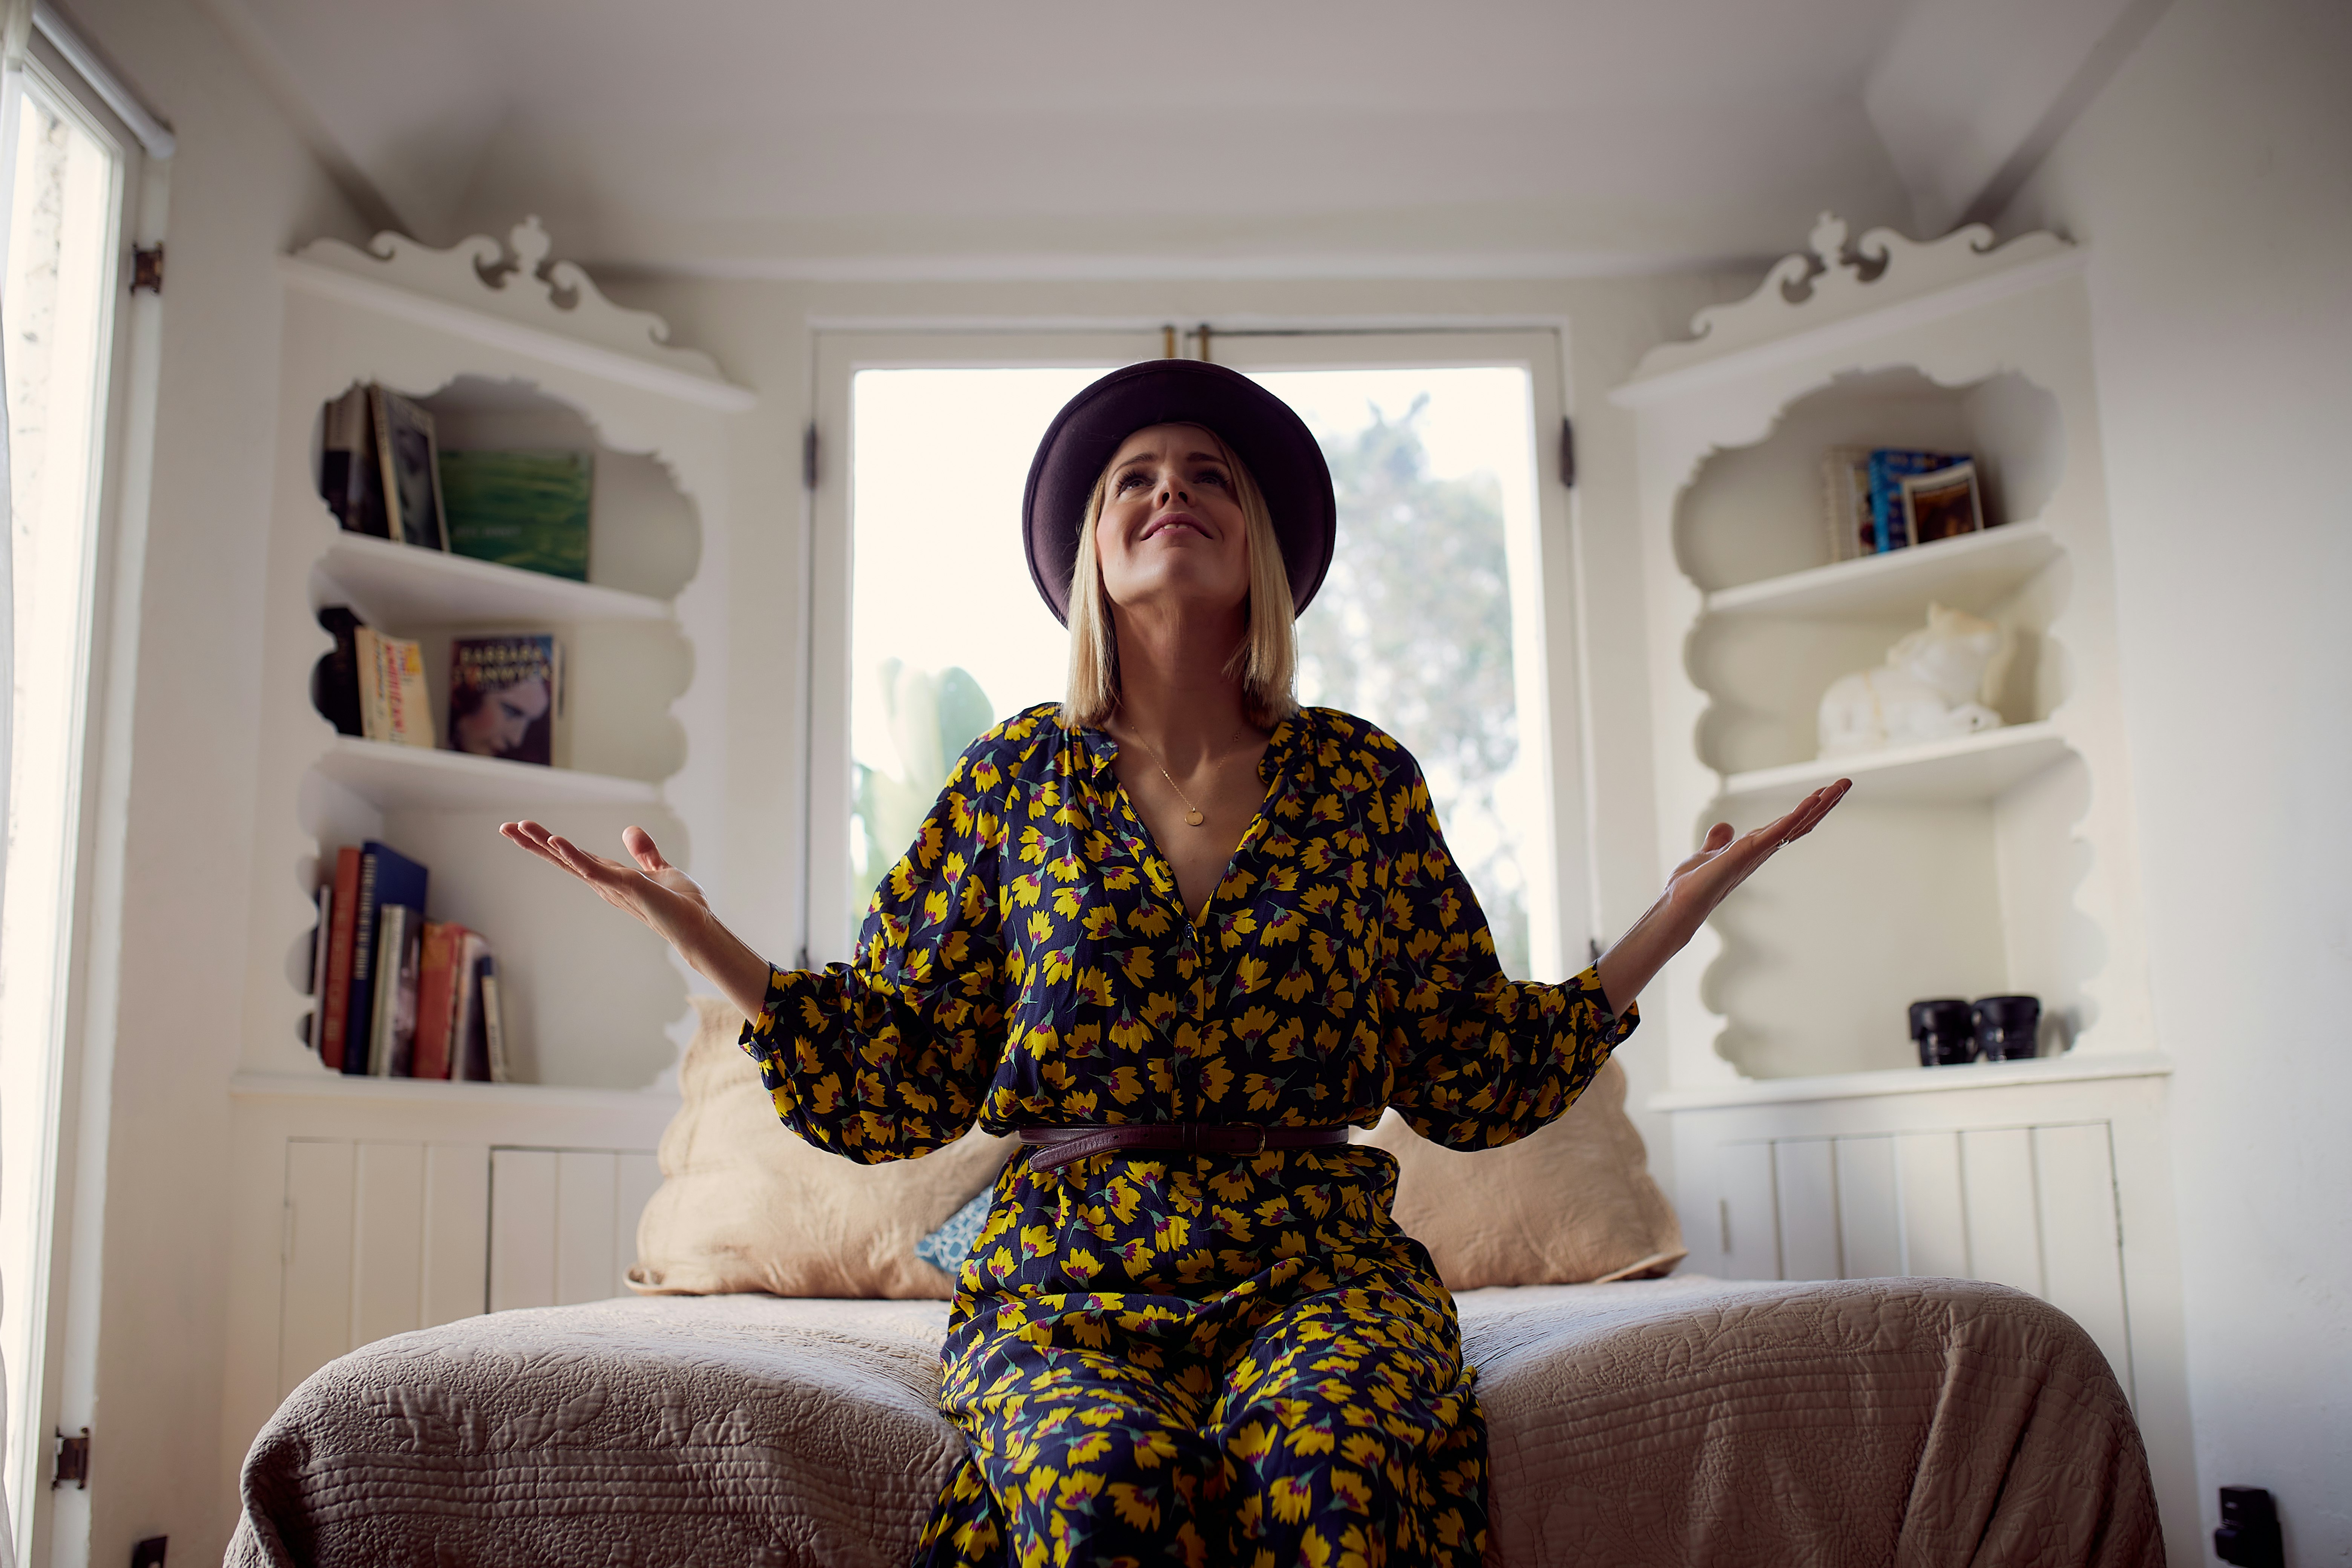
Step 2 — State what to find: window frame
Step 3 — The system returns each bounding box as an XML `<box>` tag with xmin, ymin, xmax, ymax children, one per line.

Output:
<box><xmin>0</xmin><ymin>31</ymin><xmax>159</xmax><ymax>1562</ymax></box>
<box><xmin>801</xmin><ymin>324</ymin><xmax>1597</xmax><ymax>982</ymax></box>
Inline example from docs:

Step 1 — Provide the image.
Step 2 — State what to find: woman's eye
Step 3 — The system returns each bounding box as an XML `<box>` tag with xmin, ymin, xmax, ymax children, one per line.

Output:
<box><xmin>1197</xmin><ymin>470</ymin><xmax>1227</xmax><ymax>487</ymax></box>
<box><xmin>1116</xmin><ymin>472</ymin><xmax>1147</xmax><ymax>493</ymax></box>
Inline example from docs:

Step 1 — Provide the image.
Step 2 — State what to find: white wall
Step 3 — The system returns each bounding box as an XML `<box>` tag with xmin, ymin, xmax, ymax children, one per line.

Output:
<box><xmin>28</xmin><ymin>1</ymin><xmax>367</xmax><ymax>1563</ymax></box>
<box><xmin>1999</xmin><ymin>0</ymin><xmax>2352</xmax><ymax>1554</ymax></box>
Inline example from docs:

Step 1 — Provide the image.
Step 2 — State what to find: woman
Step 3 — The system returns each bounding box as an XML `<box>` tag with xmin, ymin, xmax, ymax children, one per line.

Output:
<box><xmin>502</xmin><ymin>360</ymin><xmax>1848</xmax><ymax>1567</ymax></box>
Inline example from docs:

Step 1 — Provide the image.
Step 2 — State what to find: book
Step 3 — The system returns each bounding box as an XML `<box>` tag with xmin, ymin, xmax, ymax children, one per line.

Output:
<box><xmin>1820</xmin><ymin>446</ymin><xmax>1874</xmax><ymax>562</ymax></box>
<box><xmin>453</xmin><ymin>931</ymin><xmax>494</xmax><ymax>1081</ymax></box>
<box><xmin>343</xmin><ymin>840</ymin><xmax>428</xmax><ymax>1074</ymax></box>
<box><xmin>1901</xmin><ymin>459</ymin><xmax>1986</xmax><ymax>544</ymax></box>
<box><xmin>1867</xmin><ymin>449</ymin><xmax>1968</xmax><ymax>552</ymax></box>
<box><xmin>354</xmin><ymin>626</ymin><xmax>436</xmax><ymax>748</ymax></box>
<box><xmin>307</xmin><ymin>881</ymin><xmax>335</xmax><ymax>1058</ymax></box>
<box><xmin>448</xmin><ymin>634</ymin><xmax>561</xmax><ymax>765</ymax></box>
<box><xmin>312</xmin><ymin>606</ymin><xmax>366</xmax><ymax>737</ymax></box>
<box><xmin>321</xmin><ymin>384</ymin><xmax>389</xmax><ymax>538</ymax></box>
<box><xmin>480</xmin><ymin>967</ymin><xmax>511</xmax><ymax>1084</ymax></box>
<box><xmin>319</xmin><ymin>846</ymin><xmax>362</xmax><ymax>1071</ymax></box>
<box><xmin>369</xmin><ymin>905</ymin><xmax>422</xmax><ymax>1076</ymax></box>
<box><xmin>439</xmin><ymin>449</ymin><xmax>593</xmax><ymax>582</ymax></box>
<box><xmin>370</xmin><ymin>385</ymin><xmax>449</xmax><ymax>551</ymax></box>
<box><xmin>412</xmin><ymin>921</ymin><xmax>466</xmax><ymax>1081</ymax></box>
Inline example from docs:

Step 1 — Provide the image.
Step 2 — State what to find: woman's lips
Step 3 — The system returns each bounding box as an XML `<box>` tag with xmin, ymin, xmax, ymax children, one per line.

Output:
<box><xmin>1143</xmin><ymin>513</ymin><xmax>1207</xmax><ymax>540</ymax></box>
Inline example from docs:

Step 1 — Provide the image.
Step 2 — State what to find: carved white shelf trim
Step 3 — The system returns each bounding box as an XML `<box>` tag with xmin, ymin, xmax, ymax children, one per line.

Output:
<box><xmin>1612</xmin><ymin>213</ymin><xmax>2081</xmax><ymax>408</ymax></box>
<box><xmin>285</xmin><ymin>218</ymin><xmax>756</xmax><ymax>414</ymax></box>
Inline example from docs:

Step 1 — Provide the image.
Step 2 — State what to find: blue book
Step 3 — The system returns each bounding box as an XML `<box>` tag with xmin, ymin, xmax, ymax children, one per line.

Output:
<box><xmin>1867</xmin><ymin>449</ymin><xmax>1967</xmax><ymax>552</ymax></box>
<box><xmin>342</xmin><ymin>840</ymin><xmax>429</xmax><ymax>1074</ymax></box>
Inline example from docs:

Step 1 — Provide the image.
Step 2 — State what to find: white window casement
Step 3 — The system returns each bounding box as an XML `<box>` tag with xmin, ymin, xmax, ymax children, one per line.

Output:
<box><xmin>0</xmin><ymin>11</ymin><xmax>167</xmax><ymax>1561</ymax></box>
<box><xmin>803</xmin><ymin>326</ymin><xmax>1593</xmax><ymax>986</ymax></box>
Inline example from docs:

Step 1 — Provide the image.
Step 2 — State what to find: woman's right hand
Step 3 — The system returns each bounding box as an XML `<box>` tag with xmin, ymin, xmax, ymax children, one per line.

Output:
<box><xmin>498</xmin><ymin>822</ymin><xmax>776</xmax><ymax>1021</ymax></box>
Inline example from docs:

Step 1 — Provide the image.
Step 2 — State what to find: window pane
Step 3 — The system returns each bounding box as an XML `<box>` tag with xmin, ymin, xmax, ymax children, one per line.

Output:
<box><xmin>0</xmin><ymin>72</ymin><xmax>120</xmax><ymax>1527</ymax></box>
<box><xmin>1247</xmin><ymin>368</ymin><xmax>1544</xmax><ymax>976</ymax></box>
<box><xmin>846</xmin><ymin>368</ymin><xmax>1102</xmax><ymax>943</ymax></box>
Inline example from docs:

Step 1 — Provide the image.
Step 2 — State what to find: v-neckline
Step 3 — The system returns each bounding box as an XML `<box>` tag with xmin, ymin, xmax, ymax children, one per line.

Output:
<box><xmin>1096</xmin><ymin>724</ymin><xmax>1285</xmax><ymax>934</ymax></box>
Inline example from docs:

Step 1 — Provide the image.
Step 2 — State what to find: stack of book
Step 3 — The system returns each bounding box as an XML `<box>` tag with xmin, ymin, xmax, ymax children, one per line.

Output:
<box><xmin>313</xmin><ymin>605</ymin><xmax>562</xmax><ymax>764</ymax></box>
<box><xmin>1821</xmin><ymin>447</ymin><xmax>1989</xmax><ymax>561</ymax></box>
<box><xmin>319</xmin><ymin>382</ymin><xmax>593</xmax><ymax>582</ymax></box>
<box><xmin>308</xmin><ymin>841</ymin><xmax>512</xmax><ymax>1082</ymax></box>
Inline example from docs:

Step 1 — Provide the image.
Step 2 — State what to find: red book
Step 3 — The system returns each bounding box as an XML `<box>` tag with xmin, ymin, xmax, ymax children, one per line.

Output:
<box><xmin>412</xmin><ymin>921</ymin><xmax>465</xmax><ymax>1081</ymax></box>
<box><xmin>319</xmin><ymin>847</ymin><xmax>363</xmax><ymax>1070</ymax></box>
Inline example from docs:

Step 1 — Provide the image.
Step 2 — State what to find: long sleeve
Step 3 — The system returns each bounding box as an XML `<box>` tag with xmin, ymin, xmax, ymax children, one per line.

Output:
<box><xmin>1373</xmin><ymin>750</ymin><xmax>1637</xmax><ymax>1150</ymax></box>
<box><xmin>739</xmin><ymin>733</ymin><xmax>1010</xmax><ymax>1162</ymax></box>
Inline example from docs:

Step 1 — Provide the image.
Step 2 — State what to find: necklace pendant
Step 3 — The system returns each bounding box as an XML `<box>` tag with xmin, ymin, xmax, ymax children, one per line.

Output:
<box><xmin>1184</xmin><ymin>809</ymin><xmax>1205</xmax><ymax>826</ymax></box>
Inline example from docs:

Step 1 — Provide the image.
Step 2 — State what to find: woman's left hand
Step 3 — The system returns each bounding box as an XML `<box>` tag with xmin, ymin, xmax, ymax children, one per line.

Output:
<box><xmin>1662</xmin><ymin>779</ymin><xmax>1851</xmax><ymax>927</ymax></box>
<box><xmin>1595</xmin><ymin>779</ymin><xmax>1851</xmax><ymax>1015</ymax></box>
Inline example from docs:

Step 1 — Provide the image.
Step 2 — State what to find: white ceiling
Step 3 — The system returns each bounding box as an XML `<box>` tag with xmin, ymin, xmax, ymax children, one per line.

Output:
<box><xmin>188</xmin><ymin>0</ymin><xmax>2150</xmax><ymax>279</ymax></box>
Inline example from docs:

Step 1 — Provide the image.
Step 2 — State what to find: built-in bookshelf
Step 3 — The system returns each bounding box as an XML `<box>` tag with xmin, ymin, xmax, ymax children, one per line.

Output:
<box><xmin>1614</xmin><ymin>215</ymin><xmax>2154</xmax><ymax>1090</ymax></box>
<box><xmin>241</xmin><ymin>218</ymin><xmax>752</xmax><ymax>1095</ymax></box>
<box><xmin>1608</xmin><ymin>216</ymin><xmax>2182</xmax><ymax>1434</ymax></box>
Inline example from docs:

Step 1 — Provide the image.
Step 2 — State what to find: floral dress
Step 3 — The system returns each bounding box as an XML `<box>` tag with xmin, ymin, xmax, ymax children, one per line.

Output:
<box><xmin>741</xmin><ymin>703</ymin><xmax>1636</xmax><ymax>1568</ymax></box>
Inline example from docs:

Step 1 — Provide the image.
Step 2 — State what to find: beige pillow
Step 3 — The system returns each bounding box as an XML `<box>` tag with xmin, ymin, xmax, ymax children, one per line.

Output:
<box><xmin>627</xmin><ymin>996</ymin><xmax>1015</xmax><ymax>1299</ymax></box>
<box><xmin>1360</xmin><ymin>1058</ymin><xmax>1686</xmax><ymax>1289</ymax></box>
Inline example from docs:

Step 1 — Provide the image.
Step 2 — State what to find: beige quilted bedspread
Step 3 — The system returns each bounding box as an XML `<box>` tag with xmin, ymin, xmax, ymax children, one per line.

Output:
<box><xmin>226</xmin><ymin>1275</ymin><xmax>2162</xmax><ymax>1567</ymax></box>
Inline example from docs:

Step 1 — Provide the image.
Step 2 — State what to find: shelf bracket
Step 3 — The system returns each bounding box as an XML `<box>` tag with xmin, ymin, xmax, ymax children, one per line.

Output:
<box><xmin>1559</xmin><ymin>417</ymin><xmax>1577</xmax><ymax>489</ymax></box>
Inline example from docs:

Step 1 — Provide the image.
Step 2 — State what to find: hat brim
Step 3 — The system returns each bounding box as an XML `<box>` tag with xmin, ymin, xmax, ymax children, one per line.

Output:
<box><xmin>1023</xmin><ymin>360</ymin><xmax>1335</xmax><ymax>627</ymax></box>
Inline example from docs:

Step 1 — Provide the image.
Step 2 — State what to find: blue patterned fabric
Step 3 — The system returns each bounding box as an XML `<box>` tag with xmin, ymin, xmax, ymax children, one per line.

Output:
<box><xmin>915</xmin><ymin>1184</ymin><xmax>996</xmax><ymax>1276</ymax></box>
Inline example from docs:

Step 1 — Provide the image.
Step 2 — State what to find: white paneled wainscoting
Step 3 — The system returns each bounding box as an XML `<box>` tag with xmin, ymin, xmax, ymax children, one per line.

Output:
<box><xmin>1661</xmin><ymin>1055</ymin><xmax>2180</xmax><ymax>1411</ymax></box>
<box><xmin>275</xmin><ymin>1141</ymin><xmax>662</xmax><ymax>1399</ymax></box>
<box><xmin>223</xmin><ymin>1076</ymin><xmax>679</xmax><ymax>1499</ymax></box>
<box><xmin>1714</xmin><ymin>1122</ymin><xmax>2130</xmax><ymax>1396</ymax></box>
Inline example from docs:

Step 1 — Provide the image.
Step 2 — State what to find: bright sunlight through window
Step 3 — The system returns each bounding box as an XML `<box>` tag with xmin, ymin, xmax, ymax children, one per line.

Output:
<box><xmin>0</xmin><ymin>69</ymin><xmax>121</xmax><ymax>1533</ymax></box>
<box><xmin>845</xmin><ymin>363</ymin><xmax>1546</xmax><ymax>975</ymax></box>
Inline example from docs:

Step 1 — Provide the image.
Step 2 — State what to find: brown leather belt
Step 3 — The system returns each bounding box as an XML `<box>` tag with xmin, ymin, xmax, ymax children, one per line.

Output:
<box><xmin>1018</xmin><ymin>1124</ymin><xmax>1351</xmax><ymax>1174</ymax></box>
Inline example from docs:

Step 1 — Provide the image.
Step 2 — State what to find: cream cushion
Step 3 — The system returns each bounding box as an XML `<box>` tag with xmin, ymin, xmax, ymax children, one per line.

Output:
<box><xmin>1360</xmin><ymin>1059</ymin><xmax>1687</xmax><ymax>1288</ymax></box>
<box><xmin>627</xmin><ymin>997</ymin><xmax>1014</xmax><ymax>1300</ymax></box>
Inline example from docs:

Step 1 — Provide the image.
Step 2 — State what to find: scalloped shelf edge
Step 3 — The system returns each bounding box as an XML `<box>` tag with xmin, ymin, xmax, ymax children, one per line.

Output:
<box><xmin>1717</xmin><ymin>721</ymin><xmax>2070</xmax><ymax>811</ymax></box>
<box><xmin>313</xmin><ymin>737</ymin><xmax>664</xmax><ymax>810</ymax></box>
<box><xmin>1705</xmin><ymin>522</ymin><xmax>2062</xmax><ymax>621</ymax></box>
<box><xmin>314</xmin><ymin>532</ymin><xmax>675</xmax><ymax>626</ymax></box>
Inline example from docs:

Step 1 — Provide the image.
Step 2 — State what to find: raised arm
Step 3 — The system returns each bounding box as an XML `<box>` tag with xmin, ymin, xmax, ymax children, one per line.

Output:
<box><xmin>499</xmin><ymin>821</ymin><xmax>771</xmax><ymax>1019</ymax></box>
<box><xmin>501</xmin><ymin>730</ymin><xmax>1016</xmax><ymax>1162</ymax></box>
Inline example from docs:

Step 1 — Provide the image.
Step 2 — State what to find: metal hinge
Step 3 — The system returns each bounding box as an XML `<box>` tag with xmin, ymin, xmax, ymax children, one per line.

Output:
<box><xmin>53</xmin><ymin>1427</ymin><xmax>88</xmax><ymax>1489</ymax></box>
<box><xmin>132</xmin><ymin>1537</ymin><xmax>167</xmax><ymax>1568</ymax></box>
<box><xmin>802</xmin><ymin>423</ymin><xmax>819</xmax><ymax>490</ymax></box>
<box><xmin>131</xmin><ymin>244</ymin><xmax>163</xmax><ymax>294</ymax></box>
<box><xmin>1558</xmin><ymin>416</ymin><xmax>1577</xmax><ymax>489</ymax></box>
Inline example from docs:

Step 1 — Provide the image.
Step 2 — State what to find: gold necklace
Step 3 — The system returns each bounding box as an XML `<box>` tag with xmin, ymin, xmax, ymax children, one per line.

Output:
<box><xmin>1124</xmin><ymin>724</ymin><xmax>1248</xmax><ymax>827</ymax></box>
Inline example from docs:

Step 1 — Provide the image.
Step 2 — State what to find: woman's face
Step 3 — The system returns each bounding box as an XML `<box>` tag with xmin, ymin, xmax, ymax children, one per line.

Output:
<box><xmin>455</xmin><ymin>676</ymin><xmax>551</xmax><ymax>757</ymax></box>
<box><xmin>1093</xmin><ymin>423</ymin><xmax>1251</xmax><ymax>620</ymax></box>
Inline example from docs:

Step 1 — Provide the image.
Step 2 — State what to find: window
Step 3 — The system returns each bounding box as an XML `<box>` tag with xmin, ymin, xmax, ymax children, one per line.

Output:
<box><xmin>810</xmin><ymin>329</ymin><xmax>1591</xmax><ymax>982</ymax></box>
<box><xmin>0</xmin><ymin>30</ymin><xmax>150</xmax><ymax>1554</ymax></box>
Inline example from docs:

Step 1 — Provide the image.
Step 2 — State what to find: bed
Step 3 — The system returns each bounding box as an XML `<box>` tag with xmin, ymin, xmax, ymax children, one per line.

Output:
<box><xmin>225</xmin><ymin>1271</ymin><xmax>2163</xmax><ymax>1567</ymax></box>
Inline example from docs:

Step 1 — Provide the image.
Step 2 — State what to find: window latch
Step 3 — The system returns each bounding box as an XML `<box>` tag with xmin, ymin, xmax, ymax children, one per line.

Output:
<box><xmin>53</xmin><ymin>1426</ymin><xmax>89</xmax><ymax>1489</ymax></box>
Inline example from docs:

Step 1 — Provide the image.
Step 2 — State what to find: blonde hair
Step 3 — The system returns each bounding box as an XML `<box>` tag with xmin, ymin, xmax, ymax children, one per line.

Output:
<box><xmin>1060</xmin><ymin>428</ymin><xmax>1298</xmax><ymax>731</ymax></box>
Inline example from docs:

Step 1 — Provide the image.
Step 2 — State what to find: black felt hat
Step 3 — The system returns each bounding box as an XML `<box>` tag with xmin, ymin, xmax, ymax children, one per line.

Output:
<box><xmin>1023</xmin><ymin>359</ymin><xmax>1336</xmax><ymax>626</ymax></box>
